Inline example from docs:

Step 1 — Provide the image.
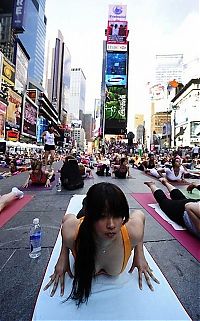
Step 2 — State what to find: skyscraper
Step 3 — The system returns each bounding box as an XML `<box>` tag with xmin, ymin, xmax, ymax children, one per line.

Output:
<box><xmin>18</xmin><ymin>0</ymin><xmax>47</xmax><ymax>87</ymax></box>
<box><xmin>155</xmin><ymin>54</ymin><xmax>183</xmax><ymax>86</ymax></box>
<box><xmin>69</xmin><ymin>68</ymin><xmax>86</xmax><ymax>121</ymax></box>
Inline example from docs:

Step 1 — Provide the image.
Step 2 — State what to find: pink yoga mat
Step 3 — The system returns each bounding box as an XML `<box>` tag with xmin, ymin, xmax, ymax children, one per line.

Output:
<box><xmin>0</xmin><ymin>195</ymin><xmax>33</xmax><ymax>228</ymax></box>
<box><xmin>131</xmin><ymin>193</ymin><xmax>200</xmax><ymax>261</ymax></box>
<box><xmin>141</xmin><ymin>171</ymin><xmax>190</xmax><ymax>186</ymax></box>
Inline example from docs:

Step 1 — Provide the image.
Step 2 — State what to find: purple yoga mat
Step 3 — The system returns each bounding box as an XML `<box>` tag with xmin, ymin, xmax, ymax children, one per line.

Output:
<box><xmin>131</xmin><ymin>193</ymin><xmax>200</xmax><ymax>261</ymax></box>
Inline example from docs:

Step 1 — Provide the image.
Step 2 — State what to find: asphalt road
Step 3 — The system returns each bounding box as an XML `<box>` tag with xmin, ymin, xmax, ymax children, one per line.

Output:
<box><xmin>0</xmin><ymin>161</ymin><xmax>199</xmax><ymax>321</ymax></box>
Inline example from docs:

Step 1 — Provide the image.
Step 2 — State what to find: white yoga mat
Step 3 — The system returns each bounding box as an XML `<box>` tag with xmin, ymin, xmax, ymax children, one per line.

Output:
<box><xmin>32</xmin><ymin>195</ymin><xmax>191</xmax><ymax>321</ymax></box>
<box><xmin>148</xmin><ymin>203</ymin><xmax>186</xmax><ymax>231</ymax></box>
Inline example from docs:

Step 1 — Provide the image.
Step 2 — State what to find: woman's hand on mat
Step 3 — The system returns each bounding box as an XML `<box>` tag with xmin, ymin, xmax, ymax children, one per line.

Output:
<box><xmin>43</xmin><ymin>249</ymin><xmax>73</xmax><ymax>296</ymax></box>
<box><xmin>129</xmin><ymin>248</ymin><xmax>160</xmax><ymax>291</ymax></box>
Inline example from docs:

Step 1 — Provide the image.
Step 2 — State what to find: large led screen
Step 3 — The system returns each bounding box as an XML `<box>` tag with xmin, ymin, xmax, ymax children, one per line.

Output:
<box><xmin>107</xmin><ymin>21</ymin><xmax>128</xmax><ymax>44</ymax></box>
<box><xmin>104</xmin><ymin>86</ymin><xmax>127</xmax><ymax>134</ymax></box>
<box><xmin>106</xmin><ymin>52</ymin><xmax>127</xmax><ymax>86</ymax></box>
<box><xmin>22</xmin><ymin>96</ymin><xmax>38</xmax><ymax>138</ymax></box>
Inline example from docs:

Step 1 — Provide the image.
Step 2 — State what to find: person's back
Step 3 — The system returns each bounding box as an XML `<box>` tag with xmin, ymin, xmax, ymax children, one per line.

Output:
<box><xmin>61</xmin><ymin>156</ymin><xmax>84</xmax><ymax>190</ymax></box>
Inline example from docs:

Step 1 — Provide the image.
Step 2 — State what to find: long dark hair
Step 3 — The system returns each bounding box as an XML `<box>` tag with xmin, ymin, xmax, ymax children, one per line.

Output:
<box><xmin>68</xmin><ymin>182</ymin><xmax>129</xmax><ymax>306</ymax></box>
<box><xmin>61</xmin><ymin>155</ymin><xmax>83</xmax><ymax>185</ymax></box>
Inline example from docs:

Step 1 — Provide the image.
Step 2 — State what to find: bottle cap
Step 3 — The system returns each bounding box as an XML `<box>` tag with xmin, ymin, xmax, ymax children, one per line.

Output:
<box><xmin>33</xmin><ymin>218</ymin><xmax>39</xmax><ymax>224</ymax></box>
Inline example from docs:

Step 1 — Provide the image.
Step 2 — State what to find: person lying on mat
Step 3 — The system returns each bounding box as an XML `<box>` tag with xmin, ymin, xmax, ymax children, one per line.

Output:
<box><xmin>60</xmin><ymin>155</ymin><xmax>84</xmax><ymax>190</ymax></box>
<box><xmin>148</xmin><ymin>156</ymin><xmax>190</xmax><ymax>182</ymax></box>
<box><xmin>23</xmin><ymin>160</ymin><xmax>55</xmax><ymax>188</ymax></box>
<box><xmin>112</xmin><ymin>157</ymin><xmax>130</xmax><ymax>178</ymax></box>
<box><xmin>44</xmin><ymin>182</ymin><xmax>159</xmax><ymax>305</ymax></box>
<box><xmin>187</xmin><ymin>183</ymin><xmax>200</xmax><ymax>193</ymax></box>
<box><xmin>0</xmin><ymin>187</ymin><xmax>24</xmax><ymax>213</ymax></box>
<box><xmin>144</xmin><ymin>178</ymin><xmax>200</xmax><ymax>238</ymax></box>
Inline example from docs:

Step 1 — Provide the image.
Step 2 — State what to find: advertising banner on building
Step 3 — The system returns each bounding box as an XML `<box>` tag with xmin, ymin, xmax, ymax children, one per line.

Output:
<box><xmin>105</xmin><ymin>52</ymin><xmax>127</xmax><ymax>86</ymax></box>
<box><xmin>107</xmin><ymin>43</ymin><xmax>127</xmax><ymax>52</ymax></box>
<box><xmin>105</xmin><ymin>86</ymin><xmax>127</xmax><ymax>134</ymax></box>
<box><xmin>22</xmin><ymin>95</ymin><xmax>38</xmax><ymax>138</ymax></box>
<box><xmin>26</xmin><ymin>89</ymin><xmax>37</xmax><ymax>103</ymax></box>
<box><xmin>107</xmin><ymin>21</ymin><xmax>128</xmax><ymax>44</ymax></box>
<box><xmin>108</xmin><ymin>5</ymin><xmax>127</xmax><ymax>21</ymax></box>
<box><xmin>2</xmin><ymin>56</ymin><xmax>15</xmax><ymax>86</ymax></box>
<box><xmin>0</xmin><ymin>101</ymin><xmax>7</xmax><ymax>139</ymax></box>
<box><xmin>190</xmin><ymin>121</ymin><xmax>200</xmax><ymax>139</ymax></box>
<box><xmin>6</xmin><ymin>89</ymin><xmax>22</xmax><ymax>131</ymax></box>
<box><xmin>15</xmin><ymin>42</ymin><xmax>29</xmax><ymax>93</ymax></box>
<box><xmin>12</xmin><ymin>0</ymin><xmax>26</xmax><ymax>33</ymax></box>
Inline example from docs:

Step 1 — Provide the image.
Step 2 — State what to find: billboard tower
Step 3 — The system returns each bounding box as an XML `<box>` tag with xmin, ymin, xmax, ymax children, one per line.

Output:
<box><xmin>101</xmin><ymin>4</ymin><xmax>129</xmax><ymax>136</ymax></box>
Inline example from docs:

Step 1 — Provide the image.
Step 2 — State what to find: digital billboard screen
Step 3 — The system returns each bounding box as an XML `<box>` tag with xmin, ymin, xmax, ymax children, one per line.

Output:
<box><xmin>0</xmin><ymin>101</ymin><xmax>6</xmax><ymax>139</ymax></box>
<box><xmin>104</xmin><ymin>86</ymin><xmax>127</xmax><ymax>134</ymax></box>
<box><xmin>107</xmin><ymin>21</ymin><xmax>128</xmax><ymax>44</ymax></box>
<box><xmin>22</xmin><ymin>96</ymin><xmax>38</xmax><ymax>138</ymax></box>
<box><xmin>106</xmin><ymin>52</ymin><xmax>127</xmax><ymax>86</ymax></box>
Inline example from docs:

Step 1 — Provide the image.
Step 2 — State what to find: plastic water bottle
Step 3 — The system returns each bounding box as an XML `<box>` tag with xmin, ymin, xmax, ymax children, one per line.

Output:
<box><xmin>57</xmin><ymin>178</ymin><xmax>62</xmax><ymax>192</ymax></box>
<box><xmin>29</xmin><ymin>218</ymin><xmax>42</xmax><ymax>258</ymax></box>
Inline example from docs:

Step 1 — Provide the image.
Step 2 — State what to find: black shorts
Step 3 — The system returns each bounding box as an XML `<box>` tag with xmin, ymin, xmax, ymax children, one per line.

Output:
<box><xmin>44</xmin><ymin>144</ymin><xmax>55</xmax><ymax>151</ymax></box>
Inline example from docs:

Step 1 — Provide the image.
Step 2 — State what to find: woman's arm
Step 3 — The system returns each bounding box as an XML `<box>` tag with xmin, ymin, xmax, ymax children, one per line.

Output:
<box><xmin>127</xmin><ymin>210</ymin><xmax>159</xmax><ymax>290</ymax></box>
<box><xmin>23</xmin><ymin>171</ymin><xmax>32</xmax><ymax>188</ymax></box>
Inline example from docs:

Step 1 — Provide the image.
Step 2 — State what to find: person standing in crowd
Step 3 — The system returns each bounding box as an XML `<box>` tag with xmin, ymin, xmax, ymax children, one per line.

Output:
<box><xmin>192</xmin><ymin>144</ymin><xmax>199</xmax><ymax>159</ymax></box>
<box><xmin>42</xmin><ymin>125</ymin><xmax>60</xmax><ymax>170</ymax></box>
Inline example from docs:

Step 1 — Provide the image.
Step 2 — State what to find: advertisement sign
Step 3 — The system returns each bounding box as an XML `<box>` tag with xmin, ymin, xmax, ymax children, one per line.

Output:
<box><xmin>22</xmin><ymin>95</ymin><xmax>38</xmax><ymax>138</ymax></box>
<box><xmin>190</xmin><ymin>121</ymin><xmax>200</xmax><ymax>138</ymax></box>
<box><xmin>12</xmin><ymin>0</ymin><xmax>26</xmax><ymax>33</ymax></box>
<box><xmin>0</xmin><ymin>101</ymin><xmax>6</xmax><ymax>139</ymax></box>
<box><xmin>105</xmin><ymin>86</ymin><xmax>127</xmax><ymax>134</ymax></box>
<box><xmin>6</xmin><ymin>130</ymin><xmax>20</xmax><ymax>142</ymax></box>
<box><xmin>108</xmin><ymin>5</ymin><xmax>127</xmax><ymax>21</ymax></box>
<box><xmin>107</xmin><ymin>43</ymin><xmax>127</xmax><ymax>52</ymax></box>
<box><xmin>107</xmin><ymin>21</ymin><xmax>128</xmax><ymax>44</ymax></box>
<box><xmin>26</xmin><ymin>89</ymin><xmax>37</xmax><ymax>103</ymax></box>
<box><xmin>150</xmin><ymin>84</ymin><xmax>165</xmax><ymax>100</ymax></box>
<box><xmin>2</xmin><ymin>57</ymin><xmax>15</xmax><ymax>86</ymax></box>
<box><xmin>106</xmin><ymin>52</ymin><xmax>127</xmax><ymax>86</ymax></box>
<box><xmin>15</xmin><ymin>43</ymin><xmax>29</xmax><ymax>93</ymax></box>
<box><xmin>6</xmin><ymin>89</ymin><xmax>22</xmax><ymax>131</ymax></box>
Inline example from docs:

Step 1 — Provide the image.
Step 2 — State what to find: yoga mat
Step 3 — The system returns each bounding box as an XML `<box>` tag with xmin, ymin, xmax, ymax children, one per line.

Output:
<box><xmin>182</xmin><ymin>190</ymin><xmax>200</xmax><ymax>200</ymax></box>
<box><xmin>131</xmin><ymin>193</ymin><xmax>200</xmax><ymax>261</ymax></box>
<box><xmin>0</xmin><ymin>195</ymin><xmax>33</xmax><ymax>228</ymax></box>
<box><xmin>21</xmin><ymin>175</ymin><xmax>59</xmax><ymax>191</ymax></box>
<box><xmin>32</xmin><ymin>195</ymin><xmax>191</xmax><ymax>321</ymax></box>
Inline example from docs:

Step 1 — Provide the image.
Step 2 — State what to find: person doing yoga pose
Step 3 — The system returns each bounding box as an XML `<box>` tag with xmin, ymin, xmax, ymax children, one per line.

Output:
<box><xmin>44</xmin><ymin>182</ymin><xmax>159</xmax><ymax>305</ymax></box>
<box><xmin>144</xmin><ymin>178</ymin><xmax>200</xmax><ymax>238</ymax></box>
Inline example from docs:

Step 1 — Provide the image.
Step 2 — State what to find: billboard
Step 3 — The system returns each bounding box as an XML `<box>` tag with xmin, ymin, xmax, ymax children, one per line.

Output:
<box><xmin>15</xmin><ymin>42</ymin><xmax>29</xmax><ymax>93</ymax></box>
<box><xmin>107</xmin><ymin>21</ymin><xmax>128</xmax><ymax>44</ymax></box>
<box><xmin>6</xmin><ymin>89</ymin><xmax>22</xmax><ymax>132</ymax></box>
<box><xmin>190</xmin><ymin>121</ymin><xmax>200</xmax><ymax>138</ymax></box>
<box><xmin>2</xmin><ymin>56</ymin><xmax>15</xmax><ymax>86</ymax></box>
<box><xmin>106</xmin><ymin>52</ymin><xmax>127</xmax><ymax>86</ymax></box>
<box><xmin>105</xmin><ymin>86</ymin><xmax>127</xmax><ymax>134</ymax></box>
<box><xmin>12</xmin><ymin>0</ymin><xmax>26</xmax><ymax>33</ymax></box>
<box><xmin>22</xmin><ymin>95</ymin><xmax>38</xmax><ymax>138</ymax></box>
<box><xmin>0</xmin><ymin>101</ymin><xmax>7</xmax><ymax>139</ymax></box>
<box><xmin>108</xmin><ymin>5</ymin><xmax>127</xmax><ymax>21</ymax></box>
<box><xmin>107</xmin><ymin>43</ymin><xmax>127</xmax><ymax>52</ymax></box>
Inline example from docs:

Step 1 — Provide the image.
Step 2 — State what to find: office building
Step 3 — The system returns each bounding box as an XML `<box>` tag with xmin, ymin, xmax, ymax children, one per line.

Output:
<box><xmin>155</xmin><ymin>54</ymin><xmax>183</xmax><ymax>86</ymax></box>
<box><xmin>18</xmin><ymin>0</ymin><xmax>47</xmax><ymax>87</ymax></box>
<box><xmin>69</xmin><ymin>68</ymin><xmax>86</xmax><ymax>121</ymax></box>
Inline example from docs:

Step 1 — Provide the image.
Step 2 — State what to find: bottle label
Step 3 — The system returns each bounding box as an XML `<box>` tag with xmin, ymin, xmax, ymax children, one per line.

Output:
<box><xmin>30</xmin><ymin>232</ymin><xmax>41</xmax><ymax>253</ymax></box>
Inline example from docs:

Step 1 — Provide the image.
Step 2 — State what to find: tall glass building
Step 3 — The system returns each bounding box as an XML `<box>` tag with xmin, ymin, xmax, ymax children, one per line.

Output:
<box><xmin>18</xmin><ymin>0</ymin><xmax>47</xmax><ymax>86</ymax></box>
<box><xmin>69</xmin><ymin>68</ymin><xmax>86</xmax><ymax>121</ymax></box>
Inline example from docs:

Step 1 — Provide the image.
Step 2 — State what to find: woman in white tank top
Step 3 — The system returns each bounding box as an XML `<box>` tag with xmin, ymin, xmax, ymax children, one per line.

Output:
<box><xmin>42</xmin><ymin>125</ymin><xmax>60</xmax><ymax>170</ymax></box>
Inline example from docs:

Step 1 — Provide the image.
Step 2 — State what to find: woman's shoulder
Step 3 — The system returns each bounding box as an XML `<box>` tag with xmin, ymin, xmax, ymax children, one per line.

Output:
<box><xmin>125</xmin><ymin>211</ymin><xmax>145</xmax><ymax>246</ymax></box>
<box><xmin>61</xmin><ymin>215</ymin><xmax>81</xmax><ymax>247</ymax></box>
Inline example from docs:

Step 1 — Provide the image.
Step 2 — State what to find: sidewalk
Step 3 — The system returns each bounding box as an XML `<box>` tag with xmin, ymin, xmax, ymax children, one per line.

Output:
<box><xmin>0</xmin><ymin>162</ymin><xmax>199</xmax><ymax>321</ymax></box>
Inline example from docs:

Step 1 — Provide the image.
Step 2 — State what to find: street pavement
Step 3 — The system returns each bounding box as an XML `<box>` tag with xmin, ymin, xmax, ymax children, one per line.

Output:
<box><xmin>0</xmin><ymin>161</ymin><xmax>199</xmax><ymax>321</ymax></box>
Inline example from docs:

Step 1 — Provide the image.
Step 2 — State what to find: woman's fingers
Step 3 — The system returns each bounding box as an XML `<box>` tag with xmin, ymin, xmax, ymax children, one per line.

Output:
<box><xmin>148</xmin><ymin>269</ymin><xmax>160</xmax><ymax>284</ymax></box>
<box><xmin>144</xmin><ymin>272</ymin><xmax>154</xmax><ymax>291</ymax></box>
<box><xmin>138</xmin><ymin>270</ymin><xmax>143</xmax><ymax>290</ymax></box>
<box><xmin>43</xmin><ymin>273</ymin><xmax>56</xmax><ymax>291</ymax></box>
<box><xmin>60</xmin><ymin>275</ymin><xmax>65</xmax><ymax>296</ymax></box>
<box><xmin>50</xmin><ymin>275</ymin><xmax>59</xmax><ymax>297</ymax></box>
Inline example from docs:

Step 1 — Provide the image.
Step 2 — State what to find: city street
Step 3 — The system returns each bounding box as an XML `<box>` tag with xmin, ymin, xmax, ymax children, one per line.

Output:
<box><xmin>0</xmin><ymin>162</ymin><xmax>199</xmax><ymax>321</ymax></box>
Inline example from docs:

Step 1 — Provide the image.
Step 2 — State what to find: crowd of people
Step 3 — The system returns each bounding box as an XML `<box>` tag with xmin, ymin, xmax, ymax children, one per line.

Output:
<box><xmin>0</xmin><ymin>134</ymin><xmax>199</xmax><ymax>305</ymax></box>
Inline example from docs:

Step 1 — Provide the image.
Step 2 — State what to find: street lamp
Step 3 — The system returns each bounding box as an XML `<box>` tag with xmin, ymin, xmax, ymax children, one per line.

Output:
<box><xmin>171</xmin><ymin>105</ymin><xmax>180</xmax><ymax>148</ymax></box>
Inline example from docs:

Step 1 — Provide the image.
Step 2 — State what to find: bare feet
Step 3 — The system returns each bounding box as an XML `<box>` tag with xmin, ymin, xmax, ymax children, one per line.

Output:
<box><xmin>144</xmin><ymin>181</ymin><xmax>156</xmax><ymax>188</ymax></box>
<box><xmin>159</xmin><ymin>177</ymin><xmax>168</xmax><ymax>185</ymax></box>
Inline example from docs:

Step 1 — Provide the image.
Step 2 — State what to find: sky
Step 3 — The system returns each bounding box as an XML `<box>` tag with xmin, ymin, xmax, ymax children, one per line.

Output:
<box><xmin>45</xmin><ymin>0</ymin><xmax>199</xmax><ymax>128</ymax></box>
